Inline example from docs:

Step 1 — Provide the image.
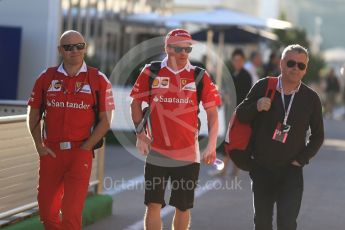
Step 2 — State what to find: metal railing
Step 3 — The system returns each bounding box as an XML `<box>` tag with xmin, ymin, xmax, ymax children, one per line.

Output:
<box><xmin>0</xmin><ymin>115</ymin><xmax>105</xmax><ymax>220</ymax></box>
<box><xmin>0</xmin><ymin>100</ymin><xmax>27</xmax><ymax>117</ymax></box>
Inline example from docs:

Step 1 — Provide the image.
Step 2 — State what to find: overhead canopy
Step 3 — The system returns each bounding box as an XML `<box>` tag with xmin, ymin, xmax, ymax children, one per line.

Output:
<box><xmin>167</xmin><ymin>8</ymin><xmax>292</xmax><ymax>29</ymax></box>
<box><xmin>168</xmin><ymin>8</ymin><xmax>265</xmax><ymax>27</ymax></box>
<box><xmin>167</xmin><ymin>8</ymin><xmax>292</xmax><ymax>86</ymax></box>
<box><xmin>123</xmin><ymin>8</ymin><xmax>292</xmax><ymax>30</ymax></box>
<box><xmin>124</xmin><ymin>12</ymin><xmax>180</xmax><ymax>28</ymax></box>
<box><xmin>123</xmin><ymin>8</ymin><xmax>293</xmax><ymax>86</ymax></box>
<box><xmin>191</xmin><ymin>26</ymin><xmax>277</xmax><ymax>44</ymax></box>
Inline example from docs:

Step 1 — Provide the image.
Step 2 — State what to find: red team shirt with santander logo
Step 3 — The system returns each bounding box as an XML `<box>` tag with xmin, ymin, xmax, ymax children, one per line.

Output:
<box><xmin>130</xmin><ymin>59</ymin><xmax>221</xmax><ymax>162</ymax></box>
<box><xmin>28</xmin><ymin>62</ymin><xmax>115</xmax><ymax>142</ymax></box>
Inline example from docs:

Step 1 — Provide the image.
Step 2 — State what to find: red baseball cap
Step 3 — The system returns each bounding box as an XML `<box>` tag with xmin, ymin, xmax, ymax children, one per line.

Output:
<box><xmin>165</xmin><ymin>29</ymin><xmax>196</xmax><ymax>45</ymax></box>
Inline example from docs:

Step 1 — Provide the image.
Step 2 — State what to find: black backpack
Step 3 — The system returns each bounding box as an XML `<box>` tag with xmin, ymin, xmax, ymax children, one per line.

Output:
<box><xmin>136</xmin><ymin>61</ymin><xmax>205</xmax><ymax>134</ymax></box>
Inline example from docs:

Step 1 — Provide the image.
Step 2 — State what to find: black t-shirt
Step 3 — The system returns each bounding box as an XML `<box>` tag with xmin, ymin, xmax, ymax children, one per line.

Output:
<box><xmin>232</xmin><ymin>68</ymin><xmax>252</xmax><ymax>106</ymax></box>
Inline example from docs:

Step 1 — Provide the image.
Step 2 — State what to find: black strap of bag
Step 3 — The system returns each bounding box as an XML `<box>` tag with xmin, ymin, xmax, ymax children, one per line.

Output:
<box><xmin>193</xmin><ymin>66</ymin><xmax>205</xmax><ymax>131</ymax></box>
<box><xmin>135</xmin><ymin>61</ymin><xmax>161</xmax><ymax>134</ymax></box>
<box><xmin>87</xmin><ymin>67</ymin><xmax>105</xmax><ymax>152</ymax></box>
<box><xmin>136</xmin><ymin>62</ymin><xmax>205</xmax><ymax>133</ymax></box>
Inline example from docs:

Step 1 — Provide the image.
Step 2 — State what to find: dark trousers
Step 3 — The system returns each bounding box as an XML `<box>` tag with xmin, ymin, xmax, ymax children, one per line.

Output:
<box><xmin>249</xmin><ymin>164</ymin><xmax>304</xmax><ymax>230</ymax></box>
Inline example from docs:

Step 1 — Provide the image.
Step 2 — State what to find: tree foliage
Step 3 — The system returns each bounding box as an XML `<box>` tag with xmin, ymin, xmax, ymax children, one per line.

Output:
<box><xmin>273</xmin><ymin>13</ymin><xmax>326</xmax><ymax>83</ymax></box>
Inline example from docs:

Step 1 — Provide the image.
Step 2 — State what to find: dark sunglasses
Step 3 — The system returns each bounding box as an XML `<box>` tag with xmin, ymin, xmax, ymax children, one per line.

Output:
<box><xmin>61</xmin><ymin>43</ymin><xmax>86</xmax><ymax>51</ymax></box>
<box><xmin>286</xmin><ymin>60</ymin><xmax>306</xmax><ymax>71</ymax></box>
<box><xmin>169</xmin><ymin>45</ymin><xmax>192</xmax><ymax>53</ymax></box>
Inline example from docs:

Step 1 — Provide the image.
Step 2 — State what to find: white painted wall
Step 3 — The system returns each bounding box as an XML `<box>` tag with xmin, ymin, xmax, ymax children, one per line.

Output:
<box><xmin>219</xmin><ymin>0</ymin><xmax>259</xmax><ymax>16</ymax></box>
<box><xmin>175</xmin><ymin>0</ymin><xmax>282</xmax><ymax>21</ymax></box>
<box><xmin>0</xmin><ymin>0</ymin><xmax>61</xmax><ymax>100</ymax></box>
<box><xmin>174</xmin><ymin>0</ymin><xmax>221</xmax><ymax>7</ymax></box>
<box><xmin>258</xmin><ymin>0</ymin><xmax>279</xmax><ymax>19</ymax></box>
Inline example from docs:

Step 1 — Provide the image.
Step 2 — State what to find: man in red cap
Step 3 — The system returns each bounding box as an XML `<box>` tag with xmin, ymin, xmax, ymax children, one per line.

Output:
<box><xmin>130</xmin><ymin>29</ymin><xmax>221</xmax><ymax>229</ymax></box>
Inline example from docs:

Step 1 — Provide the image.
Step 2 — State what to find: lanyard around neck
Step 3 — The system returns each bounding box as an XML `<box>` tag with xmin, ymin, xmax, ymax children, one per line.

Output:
<box><xmin>279</xmin><ymin>77</ymin><xmax>296</xmax><ymax>125</ymax></box>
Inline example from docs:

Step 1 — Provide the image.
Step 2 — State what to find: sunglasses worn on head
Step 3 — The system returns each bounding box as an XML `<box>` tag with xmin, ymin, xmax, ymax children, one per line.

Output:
<box><xmin>286</xmin><ymin>60</ymin><xmax>306</xmax><ymax>71</ymax></box>
<box><xmin>169</xmin><ymin>45</ymin><xmax>192</xmax><ymax>53</ymax></box>
<box><xmin>61</xmin><ymin>43</ymin><xmax>86</xmax><ymax>51</ymax></box>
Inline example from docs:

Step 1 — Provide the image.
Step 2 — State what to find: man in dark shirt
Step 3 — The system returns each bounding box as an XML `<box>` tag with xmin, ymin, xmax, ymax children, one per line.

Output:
<box><xmin>232</xmin><ymin>49</ymin><xmax>253</xmax><ymax>106</ymax></box>
<box><xmin>263</xmin><ymin>52</ymin><xmax>281</xmax><ymax>77</ymax></box>
<box><xmin>324</xmin><ymin>68</ymin><xmax>340</xmax><ymax>118</ymax></box>
<box><xmin>213</xmin><ymin>48</ymin><xmax>252</xmax><ymax>177</ymax></box>
<box><xmin>237</xmin><ymin>44</ymin><xmax>324</xmax><ymax>230</ymax></box>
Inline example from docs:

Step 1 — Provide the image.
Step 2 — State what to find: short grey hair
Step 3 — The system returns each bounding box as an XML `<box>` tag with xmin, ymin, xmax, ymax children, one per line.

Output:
<box><xmin>281</xmin><ymin>44</ymin><xmax>309</xmax><ymax>60</ymax></box>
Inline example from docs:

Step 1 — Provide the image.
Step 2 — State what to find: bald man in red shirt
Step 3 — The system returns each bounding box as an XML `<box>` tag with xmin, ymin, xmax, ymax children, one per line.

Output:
<box><xmin>27</xmin><ymin>30</ymin><xmax>114</xmax><ymax>230</ymax></box>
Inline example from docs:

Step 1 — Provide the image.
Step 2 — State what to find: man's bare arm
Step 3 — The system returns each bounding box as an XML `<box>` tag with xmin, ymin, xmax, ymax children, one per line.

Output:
<box><xmin>81</xmin><ymin>110</ymin><xmax>113</xmax><ymax>150</ymax></box>
<box><xmin>202</xmin><ymin>106</ymin><xmax>219</xmax><ymax>164</ymax></box>
<box><xmin>27</xmin><ymin>106</ymin><xmax>55</xmax><ymax>157</ymax></box>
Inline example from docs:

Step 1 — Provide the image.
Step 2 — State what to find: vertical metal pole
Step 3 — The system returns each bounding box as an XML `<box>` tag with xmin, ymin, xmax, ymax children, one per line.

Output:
<box><xmin>67</xmin><ymin>0</ymin><xmax>73</xmax><ymax>29</ymax></box>
<box><xmin>84</xmin><ymin>0</ymin><xmax>91</xmax><ymax>42</ymax></box>
<box><xmin>96</xmin><ymin>138</ymin><xmax>106</xmax><ymax>194</ymax></box>
<box><xmin>100</xmin><ymin>0</ymin><xmax>107</xmax><ymax>72</ymax></box>
<box><xmin>76</xmin><ymin>0</ymin><xmax>82</xmax><ymax>31</ymax></box>
<box><xmin>216</xmin><ymin>30</ymin><xmax>225</xmax><ymax>89</ymax></box>
<box><xmin>206</xmin><ymin>29</ymin><xmax>214</xmax><ymax>72</ymax></box>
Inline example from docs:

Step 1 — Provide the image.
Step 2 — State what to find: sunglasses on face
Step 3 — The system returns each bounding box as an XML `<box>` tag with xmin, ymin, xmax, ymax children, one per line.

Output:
<box><xmin>61</xmin><ymin>43</ymin><xmax>86</xmax><ymax>51</ymax></box>
<box><xmin>168</xmin><ymin>45</ymin><xmax>192</xmax><ymax>53</ymax></box>
<box><xmin>286</xmin><ymin>60</ymin><xmax>306</xmax><ymax>71</ymax></box>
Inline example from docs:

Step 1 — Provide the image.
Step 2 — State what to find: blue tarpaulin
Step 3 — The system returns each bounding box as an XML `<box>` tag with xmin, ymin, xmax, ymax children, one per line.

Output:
<box><xmin>0</xmin><ymin>26</ymin><xmax>22</xmax><ymax>100</ymax></box>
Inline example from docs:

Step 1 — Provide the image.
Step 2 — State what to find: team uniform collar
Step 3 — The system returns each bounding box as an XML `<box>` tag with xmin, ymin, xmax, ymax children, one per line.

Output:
<box><xmin>161</xmin><ymin>56</ymin><xmax>192</xmax><ymax>75</ymax></box>
<box><xmin>57</xmin><ymin>61</ymin><xmax>87</xmax><ymax>77</ymax></box>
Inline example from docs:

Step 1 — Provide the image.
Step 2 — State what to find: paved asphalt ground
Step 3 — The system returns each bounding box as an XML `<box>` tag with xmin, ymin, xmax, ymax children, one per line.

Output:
<box><xmin>85</xmin><ymin>119</ymin><xmax>345</xmax><ymax>230</ymax></box>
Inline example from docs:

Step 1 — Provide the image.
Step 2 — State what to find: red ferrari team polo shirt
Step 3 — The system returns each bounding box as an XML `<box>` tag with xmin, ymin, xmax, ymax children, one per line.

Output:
<box><xmin>130</xmin><ymin>57</ymin><xmax>221</xmax><ymax>162</ymax></box>
<box><xmin>28</xmin><ymin>62</ymin><xmax>115</xmax><ymax>142</ymax></box>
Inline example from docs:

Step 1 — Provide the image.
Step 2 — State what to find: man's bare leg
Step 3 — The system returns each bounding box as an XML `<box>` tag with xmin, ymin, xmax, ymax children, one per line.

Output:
<box><xmin>144</xmin><ymin>203</ymin><xmax>162</xmax><ymax>230</ymax></box>
<box><xmin>172</xmin><ymin>208</ymin><xmax>190</xmax><ymax>230</ymax></box>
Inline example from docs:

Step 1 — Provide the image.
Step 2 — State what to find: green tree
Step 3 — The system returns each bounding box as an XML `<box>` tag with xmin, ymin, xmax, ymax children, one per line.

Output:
<box><xmin>274</xmin><ymin>14</ymin><xmax>326</xmax><ymax>83</ymax></box>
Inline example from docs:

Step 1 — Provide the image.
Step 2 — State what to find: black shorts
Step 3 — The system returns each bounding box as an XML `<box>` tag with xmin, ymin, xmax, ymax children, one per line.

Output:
<box><xmin>144</xmin><ymin>161</ymin><xmax>200</xmax><ymax>211</ymax></box>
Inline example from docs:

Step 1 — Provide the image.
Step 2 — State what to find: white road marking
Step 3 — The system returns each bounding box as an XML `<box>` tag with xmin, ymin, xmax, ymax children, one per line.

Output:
<box><xmin>324</xmin><ymin>138</ymin><xmax>345</xmax><ymax>151</ymax></box>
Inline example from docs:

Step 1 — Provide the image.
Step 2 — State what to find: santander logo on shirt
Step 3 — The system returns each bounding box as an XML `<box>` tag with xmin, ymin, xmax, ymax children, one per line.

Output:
<box><xmin>47</xmin><ymin>99</ymin><xmax>91</xmax><ymax>110</ymax></box>
<box><xmin>153</xmin><ymin>95</ymin><xmax>193</xmax><ymax>104</ymax></box>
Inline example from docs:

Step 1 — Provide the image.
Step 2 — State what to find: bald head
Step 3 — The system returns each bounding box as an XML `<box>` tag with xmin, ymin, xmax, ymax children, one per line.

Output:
<box><xmin>58</xmin><ymin>30</ymin><xmax>86</xmax><ymax>68</ymax></box>
<box><xmin>59</xmin><ymin>30</ymin><xmax>85</xmax><ymax>46</ymax></box>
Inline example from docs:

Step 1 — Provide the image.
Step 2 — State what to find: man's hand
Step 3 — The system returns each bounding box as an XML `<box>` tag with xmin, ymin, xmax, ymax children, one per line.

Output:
<box><xmin>28</xmin><ymin>107</ymin><xmax>56</xmax><ymax>157</ymax></box>
<box><xmin>291</xmin><ymin>160</ymin><xmax>302</xmax><ymax>167</ymax></box>
<box><xmin>80</xmin><ymin>142</ymin><xmax>93</xmax><ymax>151</ymax></box>
<box><xmin>136</xmin><ymin>131</ymin><xmax>152</xmax><ymax>156</ymax></box>
<box><xmin>202</xmin><ymin>145</ymin><xmax>216</xmax><ymax>165</ymax></box>
<box><xmin>257</xmin><ymin>97</ymin><xmax>272</xmax><ymax>112</ymax></box>
<box><xmin>36</xmin><ymin>144</ymin><xmax>56</xmax><ymax>158</ymax></box>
